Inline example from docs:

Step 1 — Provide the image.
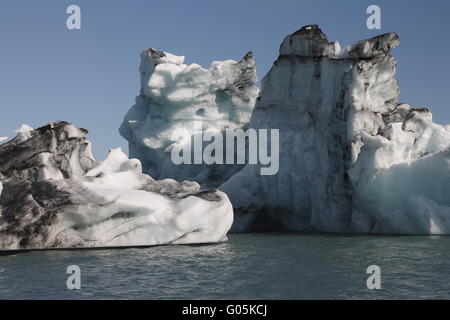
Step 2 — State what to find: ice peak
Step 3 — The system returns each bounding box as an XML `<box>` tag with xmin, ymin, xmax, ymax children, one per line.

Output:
<box><xmin>140</xmin><ymin>48</ymin><xmax>185</xmax><ymax>68</ymax></box>
<box><xmin>241</xmin><ymin>51</ymin><xmax>254</xmax><ymax>62</ymax></box>
<box><xmin>148</xmin><ymin>48</ymin><xmax>166</xmax><ymax>61</ymax></box>
<box><xmin>280</xmin><ymin>25</ymin><xmax>336</xmax><ymax>57</ymax></box>
<box><xmin>291</xmin><ymin>25</ymin><xmax>329</xmax><ymax>43</ymax></box>
<box><xmin>346</xmin><ymin>32</ymin><xmax>400</xmax><ymax>58</ymax></box>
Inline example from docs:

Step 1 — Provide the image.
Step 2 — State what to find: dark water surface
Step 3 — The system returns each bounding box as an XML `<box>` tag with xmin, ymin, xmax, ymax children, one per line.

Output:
<box><xmin>0</xmin><ymin>233</ymin><xmax>449</xmax><ymax>299</ymax></box>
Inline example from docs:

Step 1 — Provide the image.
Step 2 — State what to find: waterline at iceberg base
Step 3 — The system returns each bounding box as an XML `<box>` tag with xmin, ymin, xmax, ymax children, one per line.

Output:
<box><xmin>122</xmin><ymin>25</ymin><xmax>450</xmax><ymax>235</ymax></box>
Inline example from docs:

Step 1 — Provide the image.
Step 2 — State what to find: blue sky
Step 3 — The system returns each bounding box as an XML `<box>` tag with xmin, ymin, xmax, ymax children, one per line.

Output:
<box><xmin>1</xmin><ymin>0</ymin><xmax>449</xmax><ymax>159</ymax></box>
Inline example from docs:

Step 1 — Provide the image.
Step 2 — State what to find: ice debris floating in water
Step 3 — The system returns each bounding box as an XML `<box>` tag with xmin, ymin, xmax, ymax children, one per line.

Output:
<box><xmin>120</xmin><ymin>49</ymin><xmax>259</xmax><ymax>188</ymax></box>
<box><xmin>0</xmin><ymin>122</ymin><xmax>233</xmax><ymax>250</ymax></box>
<box><xmin>121</xmin><ymin>25</ymin><xmax>450</xmax><ymax>235</ymax></box>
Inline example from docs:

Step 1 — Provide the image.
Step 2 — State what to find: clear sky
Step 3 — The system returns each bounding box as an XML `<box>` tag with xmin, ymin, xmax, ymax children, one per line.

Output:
<box><xmin>1</xmin><ymin>0</ymin><xmax>449</xmax><ymax>159</ymax></box>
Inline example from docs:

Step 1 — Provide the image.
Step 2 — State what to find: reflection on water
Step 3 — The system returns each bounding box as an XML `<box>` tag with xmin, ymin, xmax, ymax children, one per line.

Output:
<box><xmin>0</xmin><ymin>234</ymin><xmax>449</xmax><ymax>299</ymax></box>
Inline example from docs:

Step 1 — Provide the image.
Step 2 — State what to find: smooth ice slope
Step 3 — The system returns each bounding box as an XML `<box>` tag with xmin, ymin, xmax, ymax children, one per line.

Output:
<box><xmin>0</xmin><ymin>123</ymin><xmax>233</xmax><ymax>249</ymax></box>
<box><xmin>221</xmin><ymin>25</ymin><xmax>450</xmax><ymax>234</ymax></box>
<box><xmin>120</xmin><ymin>49</ymin><xmax>259</xmax><ymax>187</ymax></box>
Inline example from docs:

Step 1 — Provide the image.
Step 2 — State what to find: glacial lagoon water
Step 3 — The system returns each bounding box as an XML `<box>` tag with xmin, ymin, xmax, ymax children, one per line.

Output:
<box><xmin>0</xmin><ymin>233</ymin><xmax>449</xmax><ymax>300</ymax></box>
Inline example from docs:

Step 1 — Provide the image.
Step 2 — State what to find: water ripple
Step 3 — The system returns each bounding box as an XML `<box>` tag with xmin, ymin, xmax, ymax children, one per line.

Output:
<box><xmin>0</xmin><ymin>234</ymin><xmax>449</xmax><ymax>299</ymax></box>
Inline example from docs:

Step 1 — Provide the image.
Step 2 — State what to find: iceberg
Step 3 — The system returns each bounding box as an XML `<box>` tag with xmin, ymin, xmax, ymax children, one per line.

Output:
<box><xmin>120</xmin><ymin>49</ymin><xmax>259</xmax><ymax>188</ymax></box>
<box><xmin>0</xmin><ymin>122</ymin><xmax>233</xmax><ymax>250</ymax></box>
<box><xmin>120</xmin><ymin>25</ymin><xmax>450</xmax><ymax>235</ymax></box>
<box><xmin>222</xmin><ymin>25</ymin><xmax>450</xmax><ymax>234</ymax></box>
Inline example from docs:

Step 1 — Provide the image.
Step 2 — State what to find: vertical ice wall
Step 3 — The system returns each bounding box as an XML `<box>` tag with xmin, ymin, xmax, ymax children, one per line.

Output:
<box><xmin>222</xmin><ymin>25</ymin><xmax>450</xmax><ymax>234</ymax></box>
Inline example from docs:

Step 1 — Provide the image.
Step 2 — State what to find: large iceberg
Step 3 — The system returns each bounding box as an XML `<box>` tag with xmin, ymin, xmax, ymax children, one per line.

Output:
<box><xmin>0</xmin><ymin>122</ymin><xmax>233</xmax><ymax>250</ymax></box>
<box><xmin>120</xmin><ymin>25</ymin><xmax>450</xmax><ymax>235</ymax></box>
<box><xmin>120</xmin><ymin>49</ymin><xmax>259</xmax><ymax>188</ymax></box>
<box><xmin>222</xmin><ymin>25</ymin><xmax>450</xmax><ymax>234</ymax></box>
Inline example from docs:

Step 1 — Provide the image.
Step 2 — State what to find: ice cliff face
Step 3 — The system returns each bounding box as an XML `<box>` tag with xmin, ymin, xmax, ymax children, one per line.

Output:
<box><xmin>120</xmin><ymin>49</ymin><xmax>259</xmax><ymax>187</ymax></box>
<box><xmin>222</xmin><ymin>25</ymin><xmax>450</xmax><ymax>234</ymax></box>
<box><xmin>120</xmin><ymin>25</ymin><xmax>450</xmax><ymax>235</ymax></box>
<box><xmin>0</xmin><ymin>123</ymin><xmax>233</xmax><ymax>250</ymax></box>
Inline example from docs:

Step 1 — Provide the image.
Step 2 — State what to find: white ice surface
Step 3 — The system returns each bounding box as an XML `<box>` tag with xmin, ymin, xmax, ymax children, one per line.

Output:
<box><xmin>53</xmin><ymin>149</ymin><xmax>234</xmax><ymax>247</ymax></box>
<box><xmin>14</xmin><ymin>124</ymin><xmax>33</xmax><ymax>142</ymax></box>
<box><xmin>221</xmin><ymin>26</ymin><xmax>450</xmax><ymax>234</ymax></box>
<box><xmin>0</xmin><ymin>148</ymin><xmax>233</xmax><ymax>249</ymax></box>
<box><xmin>120</xmin><ymin>49</ymin><xmax>259</xmax><ymax>185</ymax></box>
